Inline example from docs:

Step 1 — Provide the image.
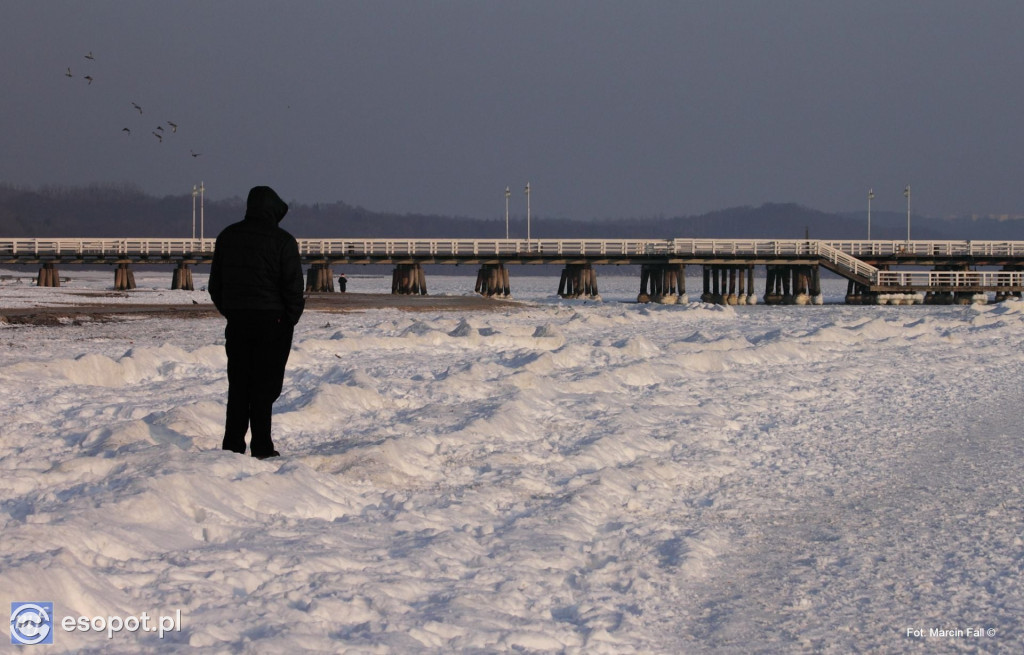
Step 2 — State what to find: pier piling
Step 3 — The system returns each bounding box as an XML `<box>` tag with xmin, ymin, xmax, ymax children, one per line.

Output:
<box><xmin>638</xmin><ymin>264</ymin><xmax>684</xmax><ymax>303</ymax></box>
<box><xmin>36</xmin><ymin>263</ymin><xmax>61</xmax><ymax>287</ymax></box>
<box><xmin>392</xmin><ymin>264</ymin><xmax>427</xmax><ymax>295</ymax></box>
<box><xmin>701</xmin><ymin>265</ymin><xmax>754</xmax><ymax>305</ymax></box>
<box><xmin>764</xmin><ymin>265</ymin><xmax>820</xmax><ymax>305</ymax></box>
<box><xmin>306</xmin><ymin>263</ymin><xmax>336</xmax><ymax>292</ymax></box>
<box><xmin>171</xmin><ymin>262</ymin><xmax>194</xmax><ymax>290</ymax></box>
<box><xmin>560</xmin><ymin>264</ymin><xmax>599</xmax><ymax>299</ymax></box>
<box><xmin>113</xmin><ymin>263</ymin><xmax>136</xmax><ymax>290</ymax></box>
<box><xmin>476</xmin><ymin>264</ymin><xmax>511</xmax><ymax>297</ymax></box>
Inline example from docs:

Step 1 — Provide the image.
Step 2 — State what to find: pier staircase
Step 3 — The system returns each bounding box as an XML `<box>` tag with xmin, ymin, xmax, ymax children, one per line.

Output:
<box><xmin>813</xmin><ymin>241</ymin><xmax>877</xmax><ymax>287</ymax></box>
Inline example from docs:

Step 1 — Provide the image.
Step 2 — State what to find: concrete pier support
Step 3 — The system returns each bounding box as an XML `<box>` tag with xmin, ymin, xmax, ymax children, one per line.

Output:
<box><xmin>638</xmin><ymin>265</ymin><xmax>653</xmax><ymax>303</ymax></box>
<box><xmin>559</xmin><ymin>264</ymin><xmax>599</xmax><ymax>299</ymax></box>
<box><xmin>638</xmin><ymin>264</ymin><xmax>684</xmax><ymax>303</ymax></box>
<box><xmin>476</xmin><ymin>264</ymin><xmax>511</xmax><ymax>297</ymax></box>
<box><xmin>953</xmin><ymin>291</ymin><xmax>988</xmax><ymax>305</ymax></box>
<box><xmin>765</xmin><ymin>265</ymin><xmax>820</xmax><ymax>305</ymax></box>
<box><xmin>923</xmin><ymin>290</ymin><xmax>954</xmax><ymax>304</ymax></box>
<box><xmin>171</xmin><ymin>262</ymin><xmax>194</xmax><ymax>290</ymax></box>
<box><xmin>702</xmin><ymin>266</ymin><xmax>718</xmax><ymax>304</ymax></box>
<box><xmin>700</xmin><ymin>265</ymin><xmax>723</xmax><ymax>304</ymax></box>
<box><xmin>764</xmin><ymin>265</ymin><xmax>788</xmax><ymax>304</ymax></box>
<box><xmin>793</xmin><ymin>265</ymin><xmax>822</xmax><ymax>305</ymax></box>
<box><xmin>665</xmin><ymin>264</ymin><xmax>686</xmax><ymax>303</ymax></box>
<box><xmin>845</xmin><ymin>280</ymin><xmax>875</xmax><ymax>304</ymax></box>
<box><xmin>36</xmin><ymin>263</ymin><xmax>61</xmax><ymax>287</ymax></box>
<box><xmin>392</xmin><ymin>263</ymin><xmax>427</xmax><ymax>295</ymax></box>
<box><xmin>710</xmin><ymin>266</ymin><xmax>724</xmax><ymax>303</ymax></box>
<box><xmin>114</xmin><ymin>263</ymin><xmax>136</xmax><ymax>290</ymax></box>
<box><xmin>701</xmin><ymin>265</ymin><xmax>754</xmax><ymax>305</ymax></box>
<box><xmin>306</xmin><ymin>263</ymin><xmax>336</xmax><ymax>292</ymax></box>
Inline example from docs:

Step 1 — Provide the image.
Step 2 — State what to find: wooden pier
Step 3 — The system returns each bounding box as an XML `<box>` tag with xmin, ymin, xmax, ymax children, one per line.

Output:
<box><xmin>3</xmin><ymin>237</ymin><xmax>1024</xmax><ymax>305</ymax></box>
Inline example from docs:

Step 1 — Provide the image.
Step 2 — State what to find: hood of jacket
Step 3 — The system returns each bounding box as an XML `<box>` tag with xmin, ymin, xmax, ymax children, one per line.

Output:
<box><xmin>244</xmin><ymin>186</ymin><xmax>289</xmax><ymax>225</ymax></box>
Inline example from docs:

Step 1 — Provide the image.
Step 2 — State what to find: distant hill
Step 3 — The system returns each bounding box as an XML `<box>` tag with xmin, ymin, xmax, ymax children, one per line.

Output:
<box><xmin>1</xmin><ymin>183</ymin><xmax>1022</xmax><ymax>241</ymax></box>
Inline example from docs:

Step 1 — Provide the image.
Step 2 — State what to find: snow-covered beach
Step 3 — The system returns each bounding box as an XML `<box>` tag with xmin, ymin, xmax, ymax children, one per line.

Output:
<box><xmin>1</xmin><ymin>270</ymin><xmax>1021</xmax><ymax>653</ymax></box>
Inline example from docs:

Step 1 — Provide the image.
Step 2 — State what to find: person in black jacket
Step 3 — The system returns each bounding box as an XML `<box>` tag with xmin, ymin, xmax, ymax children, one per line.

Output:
<box><xmin>209</xmin><ymin>186</ymin><xmax>305</xmax><ymax>459</ymax></box>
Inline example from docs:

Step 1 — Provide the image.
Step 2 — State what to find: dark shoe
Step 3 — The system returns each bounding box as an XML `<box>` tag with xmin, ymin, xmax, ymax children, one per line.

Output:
<box><xmin>253</xmin><ymin>450</ymin><xmax>280</xmax><ymax>460</ymax></box>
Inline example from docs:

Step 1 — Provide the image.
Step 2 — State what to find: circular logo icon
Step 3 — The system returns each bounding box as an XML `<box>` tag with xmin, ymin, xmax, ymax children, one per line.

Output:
<box><xmin>10</xmin><ymin>603</ymin><xmax>53</xmax><ymax>645</ymax></box>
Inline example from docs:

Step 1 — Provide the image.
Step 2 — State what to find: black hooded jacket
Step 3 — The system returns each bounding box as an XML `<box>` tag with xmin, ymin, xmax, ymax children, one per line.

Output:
<box><xmin>209</xmin><ymin>186</ymin><xmax>305</xmax><ymax>325</ymax></box>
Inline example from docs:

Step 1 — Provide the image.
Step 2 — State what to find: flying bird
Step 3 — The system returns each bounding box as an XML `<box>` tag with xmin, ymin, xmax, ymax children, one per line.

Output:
<box><xmin>85</xmin><ymin>52</ymin><xmax>95</xmax><ymax>60</ymax></box>
<box><xmin>152</xmin><ymin>131</ymin><xmax>163</xmax><ymax>143</ymax></box>
<box><xmin>65</xmin><ymin>67</ymin><xmax>72</xmax><ymax>78</ymax></box>
<box><xmin>83</xmin><ymin>75</ymin><xmax>93</xmax><ymax>84</ymax></box>
<box><xmin>167</xmin><ymin>121</ymin><xmax>177</xmax><ymax>132</ymax></box>
<box><xmin>190</xmin><ymin>150</ymin><xmax>201</xmax><ymax>158</ymax></box>
<box><xmin>122</xmin><ymin>127</ymin><xmax>131</xmax><ymax>135</ymax></box>
<box><xmin>131</xmin><ymin>102</ymin><xmax>142</xmax><ymax>114</ymax></box>
<box><xmin>155</xmin><ymin>125</ymin><xmax>164</xmax><ymax>133</ymax></box>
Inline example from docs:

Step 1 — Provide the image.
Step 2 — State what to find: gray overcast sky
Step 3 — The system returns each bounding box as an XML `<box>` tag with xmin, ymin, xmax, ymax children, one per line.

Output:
<box><xmin>4</xmin><ymin>1</ymin><xmax>1024</xmax><ymax>221</ymax></box>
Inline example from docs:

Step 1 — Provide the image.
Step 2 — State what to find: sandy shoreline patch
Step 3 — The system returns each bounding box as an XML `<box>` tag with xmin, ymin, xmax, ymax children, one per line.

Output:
<box><xmin>0</xmin><ymin>292</ymin><xmax>524</xmax><ymax>325</ymax></box>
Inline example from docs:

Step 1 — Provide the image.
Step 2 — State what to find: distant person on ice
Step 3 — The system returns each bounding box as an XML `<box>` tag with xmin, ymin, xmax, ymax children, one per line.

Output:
<box><xmin>209</xmin><ymin>186</ymin><xmax>304</xmax><ymax>459</ymax></box>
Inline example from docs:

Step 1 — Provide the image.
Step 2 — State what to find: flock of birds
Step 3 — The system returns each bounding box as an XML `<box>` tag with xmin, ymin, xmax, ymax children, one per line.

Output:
<box><xmin>66</xmin><ymin>51</ymin><xmax>201</xmax><ymax>158</ymax></box>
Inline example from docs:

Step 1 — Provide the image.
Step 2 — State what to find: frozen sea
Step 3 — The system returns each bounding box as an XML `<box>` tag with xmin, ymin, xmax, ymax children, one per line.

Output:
<box><xmin>1</xmin><ymin>269</ymin><xmax>1022</xmax><ymax>653</ymax></box>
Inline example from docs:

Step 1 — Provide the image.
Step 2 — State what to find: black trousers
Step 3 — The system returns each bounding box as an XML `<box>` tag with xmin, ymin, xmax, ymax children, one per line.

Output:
<box><xmin>222</xmin><ymin>318</ymin><xmax>294</xmax><ymax>457</ymax></box>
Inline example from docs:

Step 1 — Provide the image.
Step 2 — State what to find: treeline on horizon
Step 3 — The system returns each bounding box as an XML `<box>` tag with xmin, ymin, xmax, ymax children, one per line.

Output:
<box><xmin>1</xmin><ymin>182</ymin><xmax>1022</xmax><ymax>241</ymax></box>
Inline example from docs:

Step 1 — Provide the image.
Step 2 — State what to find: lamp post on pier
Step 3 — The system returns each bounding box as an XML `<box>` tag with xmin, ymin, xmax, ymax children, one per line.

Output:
<box><xmin>867</xmin><ymin>188</ymin><xmax>874</xmax><ymax>241</ymax></box>
<box><xmin>525</xmin><ymin>182</ymin><xmax>531</xmax><ymax>250</ymax></box>
<box><xmin>904</xmin><ymin>184</ymin><xmax>911</xmax><ymax>245</ymax></box>
<box><xmin>200</xmin><ymin>181</ymin><xmax>206</xmax><ymax>246</ymax></box>
<box><xmin>191</xmin><ymin>185</ymin><xmax>198</xmax><ymax>241</ymax></box>
<box><xmin>505</xmin><ymin>186</ymin><xmax>510</xmax><ymax>240</ymax></box>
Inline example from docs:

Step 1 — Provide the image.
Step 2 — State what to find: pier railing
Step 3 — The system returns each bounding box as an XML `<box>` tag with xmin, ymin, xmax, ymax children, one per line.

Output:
<box><xmin>875</xmin><ymin>270</ymin><xmax>1024</xmax><ymax>288</ymax></box>
<box><xmin>823</xmin><ymin>240</ymin><xmax>1024</xmax><ymax>258</ymax></box>
<box><xmin>5</xmin><ymin>237</ymin><xmax>1024</xmax><ymax>263</ymax></box>
<box><xmin>297</xmin><ymin>238</ymin><xmax>674</xmax><ymax>258</ymax></box>
<box><xmin>0</xmin><ymin>238</ymin><xmax>214</xmax><ymax>257</ymax></box>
